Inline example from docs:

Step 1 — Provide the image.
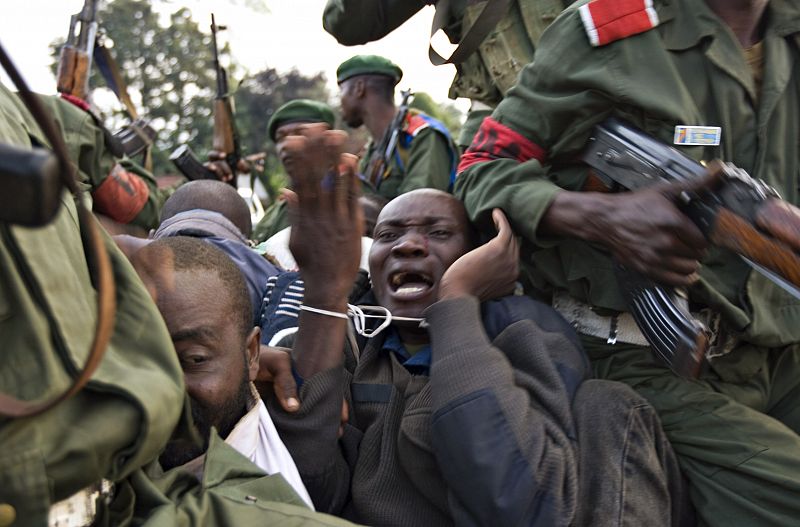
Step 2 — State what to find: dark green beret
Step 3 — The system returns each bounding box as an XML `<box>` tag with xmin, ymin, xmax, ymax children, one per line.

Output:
<box><xmin>336</xmin><ymin>55</ymin><xmax>403</xmax><ymax>85</ymax></box>
<box><xmin>268</xmin><ymin>99</ymin><xmax>336</xmax><ymax>141</ymax></box>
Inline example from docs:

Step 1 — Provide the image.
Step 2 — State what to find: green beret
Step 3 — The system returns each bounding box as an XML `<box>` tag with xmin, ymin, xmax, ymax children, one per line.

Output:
<box><xmin>268</xmin><ymin>99</ymin><xmax>336</xmax><ymax>141</ymax></box>
<box><xmin>336</xmin><ymin>55</ymin><xmax>403</xmax><ymax>85</ymax></box>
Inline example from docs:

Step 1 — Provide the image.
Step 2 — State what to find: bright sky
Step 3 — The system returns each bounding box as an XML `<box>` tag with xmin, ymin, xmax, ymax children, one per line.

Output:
<box><xmin>0</xmin><ymin>0</ymin><xmax>468</xmax><ymax>112</ymax></box>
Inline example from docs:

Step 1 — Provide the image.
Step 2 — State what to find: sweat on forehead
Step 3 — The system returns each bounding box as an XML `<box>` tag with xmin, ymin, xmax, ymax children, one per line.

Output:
<box><xmin>377</xmin><ymin>189</ymin><xmax>468</xmax><ymax>225</ymax></box>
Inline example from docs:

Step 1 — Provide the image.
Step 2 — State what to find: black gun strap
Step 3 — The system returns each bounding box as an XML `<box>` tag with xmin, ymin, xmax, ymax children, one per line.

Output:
<box><xmin>93</xmin><ymin>39</ymin><xmax>138</xmax><ymax>120</ymax></box>
<box><xmin>429</xmin><ymin>0</ymin><xmax>513</xmax><ymax>66</ymax></box>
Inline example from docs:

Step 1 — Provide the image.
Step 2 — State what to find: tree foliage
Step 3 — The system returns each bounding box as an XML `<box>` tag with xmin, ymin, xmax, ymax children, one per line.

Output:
<box><xmin>48</xmin><ymin>0</ymin><xmax>463</xmax><ymax>199</ymax></box>
<box><xmin>235</xmin><ymin>67</ymin><xmax>330</xmax><ymax>192</ymax></box>
<box><xmin>50</xmin><ymin>0</ymin><xmax>223</xmax><ymax>172</ymax></box>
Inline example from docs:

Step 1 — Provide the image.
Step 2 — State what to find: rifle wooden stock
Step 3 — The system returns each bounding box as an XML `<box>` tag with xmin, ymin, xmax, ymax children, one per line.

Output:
<box><xmin>56</xmin><ymin>46</ymin><xmax>91</xmax><ymax>100</ymax></box>
<box><xmin>212</xmin><ymin>98</ymin><xmax>236</xmax><ymax>155</ymax></box>
<box><xmin>710</xmin><ymin>208</ymin><xmax>800</xmax><ymax>289</ymax></box>
<box><xmin>755</xmin><ymin>199</ymin><xmax>800</xmax><ymax>254</ymax></box>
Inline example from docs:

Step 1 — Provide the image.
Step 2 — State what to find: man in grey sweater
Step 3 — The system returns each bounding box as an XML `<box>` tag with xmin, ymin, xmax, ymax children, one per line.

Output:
<box><xmin>265</xmin><ymin>131</ymin><xmax>692</xmax><ymax>526</ymax></box>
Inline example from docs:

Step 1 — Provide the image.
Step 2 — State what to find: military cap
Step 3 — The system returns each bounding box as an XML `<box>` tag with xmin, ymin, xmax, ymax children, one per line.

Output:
<box><xmin>268</xmin><ymin>99</ymin><xmax>336</xmax><ymax>141</ymax></box>
<box><xmin>336</xmin><ymin>55</ymin><xmax>403</xmax><ymax>85</ymax></box>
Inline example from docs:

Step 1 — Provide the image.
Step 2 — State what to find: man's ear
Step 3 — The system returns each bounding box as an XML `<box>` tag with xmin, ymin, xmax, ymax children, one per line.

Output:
<box><xmin>245</xmin><ymin>327</ymin><xmax>261</xmax><ymax>382</ymax></box>
<box><xmin>354</xmin><ymin>78</ymin><xmax>366</xmax><ymax>99</ymax></box>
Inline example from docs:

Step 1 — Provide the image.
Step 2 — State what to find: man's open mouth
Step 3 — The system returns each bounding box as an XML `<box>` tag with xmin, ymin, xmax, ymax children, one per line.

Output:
<box><xmin>389</xmin><ymin>271</ymin><xmax>434</xmax><ymax>297</ymax></box>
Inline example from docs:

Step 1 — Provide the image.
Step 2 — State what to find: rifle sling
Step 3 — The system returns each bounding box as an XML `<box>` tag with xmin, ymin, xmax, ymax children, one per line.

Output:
<box><xmin>94</xmin><ymin>40</ymin><xmax>154</xmax><ymax>171</ymax></box>
<box><xmin>429</xmin><ymin>0</ymin><xmax>514</xmax><ymax>66</ymax></box>
<box><xmin>93</xmin><ymin>40</ymin><xmax>138</xmax><ymax>120</ymax></box>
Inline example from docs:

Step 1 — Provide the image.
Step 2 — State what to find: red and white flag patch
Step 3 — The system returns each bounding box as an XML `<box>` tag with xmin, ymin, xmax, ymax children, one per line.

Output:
<box><xmin>579</xmin><ymin>0</ymin><xmax>659</xmax><ymax>47</ymax></box>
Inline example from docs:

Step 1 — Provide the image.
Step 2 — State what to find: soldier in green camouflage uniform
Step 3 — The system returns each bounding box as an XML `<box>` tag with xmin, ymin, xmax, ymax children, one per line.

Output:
<box><xmin>323</xmin><ymin>0</ymin><xmax>569</xmax><ymax>148</ymax></box>
<box><xmin>456</xmin><ymin>0</ymin><xmax>800</xmax><ymax>524</ymax></box>
<box><xmin>252</xmin><ymin>99</ymin><xmax>337</xmax><ymax>243</ymax></box>
<box><xmin>0</xmin><ymin>81</ymin><xmax>184</xmax><ymax>526</ymax></box>
<box><xmin>336</xmin><ymin>55</ymin><xmax>459</xmax><ymax>200</ymax></box>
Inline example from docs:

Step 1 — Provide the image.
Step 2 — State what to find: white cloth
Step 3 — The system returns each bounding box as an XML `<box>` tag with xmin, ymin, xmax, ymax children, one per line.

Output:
<box><xmin>260</xmin><ymin>226</ymin><xmax>372</xmax><ymax>272</ymax></box>
<box><xmin>226</xmin><ymin>393</ymin><xmax>315</xmax><ymax>509</ymax></box>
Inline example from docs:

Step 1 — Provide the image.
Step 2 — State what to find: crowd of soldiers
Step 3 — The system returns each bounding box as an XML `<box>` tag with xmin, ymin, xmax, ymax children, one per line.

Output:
<box><xmin>2</xmin><ymin>0</ymin><xmax>800</xmax><ymax>525</ymax></box>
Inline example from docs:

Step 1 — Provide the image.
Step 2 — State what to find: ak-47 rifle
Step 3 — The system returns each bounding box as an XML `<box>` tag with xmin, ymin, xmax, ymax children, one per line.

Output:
<box><xmin>364</xmin><ymin>89</ymin><xmax>413</xmax><ymax>189</ymax></box>
<box><xmin>582</xmin><ymin>119</ymin><xmax>800</xmax><ymax>378</ymax></box>
<box><xmin>56</xmin><ymin>0</ymin><xmax>98</xmax><ymax>102</ymax></box>
<box><xmin>170</xmin><ymin>14</ymin><xmax>241</xmax><ymax>186</ymax></box>
<box><xmin>56</xmin><ymin>2</ymin><xmax>156</xmax><ymax>162</ymax></box>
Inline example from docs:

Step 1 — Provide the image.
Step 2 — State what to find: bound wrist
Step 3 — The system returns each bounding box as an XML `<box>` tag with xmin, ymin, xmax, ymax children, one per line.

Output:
<box><xmin>300</xmin><ymin>294</ymin><xmax>348</xmax><ymax>314</ymax></box>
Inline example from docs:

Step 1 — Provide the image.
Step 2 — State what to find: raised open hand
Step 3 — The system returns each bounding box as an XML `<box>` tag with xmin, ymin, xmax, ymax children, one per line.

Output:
<box><xmin>284</xmin><ymin>131</ymin><xmax>363</xmax><ymax>305</ymax></box>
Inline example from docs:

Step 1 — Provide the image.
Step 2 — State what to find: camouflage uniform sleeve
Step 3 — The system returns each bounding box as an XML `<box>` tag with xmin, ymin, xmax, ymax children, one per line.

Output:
<box><xmin>47</xmin><ymin>95</ymin><xmax>110</xmax><ymax>192</ymax></box>
<box><xmin>400</xmin><ymin>127</ymin><xmax>455</xmax><ymax>194</ymax></box>
<box><xmin>454</xmin><ymin>4</ymin><xmax>619</xmax><ymax>246</ymax></box>
<box><xmin>322</xmin><ymin>0</ymin><xmax>428</xmax><ymax>45</ymax></box>
<box><xmin>45</xmin><ymin>96</ymin><xmax>165</xmax><ymax>230</ymax></box>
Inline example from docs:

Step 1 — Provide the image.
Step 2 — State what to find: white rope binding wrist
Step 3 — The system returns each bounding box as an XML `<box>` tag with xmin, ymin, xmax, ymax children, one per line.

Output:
<box><xmin>298</xmin><ymin>303</ymin><xmax>427</xmax><ymax>339</ymax></box>
<box><xmin>299</xmin><ymin>305</ymin><xmax>349</xmax><ymax>319</ymax></box>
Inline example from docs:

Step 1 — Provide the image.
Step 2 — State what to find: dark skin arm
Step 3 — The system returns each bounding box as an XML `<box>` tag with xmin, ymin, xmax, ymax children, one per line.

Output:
<box><xmin>284</xmin><ymin>131</ymin><xmax>363</xmax><ymax>378</ymax></box>
<box><xmin>205</xmin><ymin>150</ymin><xmax>265</xmax><ymax>183</ymax></box>
<box><xmin>538</xmin><ymin>175</ymin><xmax>717</xmax><ymax>287</ymax></box>
<box><xmin>256</xmin><ymin>132</ymin><xmax>361</xmax><ymax>436</ymax></box>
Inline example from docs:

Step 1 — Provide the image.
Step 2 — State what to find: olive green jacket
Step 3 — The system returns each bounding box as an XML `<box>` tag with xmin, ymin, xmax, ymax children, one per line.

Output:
<box><xmin>99</xmin><ymin>433</ymin><xmax>358</xmax><ymax>526</ymax></box>
<box><xmin>456</xmin><ymin>0</ymin><xmax>800</xmax><ymax>347</ymax></box>
<box><xmin>0</xmin><ymin>84</ymin><xmax>185</xmax><ymax>524</ymax></box>
<box><xmin>253</xmin><ymin>199</ymin><xmax>290</xmax><ymax>244</ymax></box>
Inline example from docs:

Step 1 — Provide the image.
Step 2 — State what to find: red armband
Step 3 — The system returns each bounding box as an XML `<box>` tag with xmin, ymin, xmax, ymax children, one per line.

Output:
<box><xmin>92</xmin><ymin>164</ymin><xmax>150</xmax><ymax>223</ymax></box>
<box><xmin>458</xmin><ymin>117</ymin><xmax>547</xmax><ymax>174</ymax></box>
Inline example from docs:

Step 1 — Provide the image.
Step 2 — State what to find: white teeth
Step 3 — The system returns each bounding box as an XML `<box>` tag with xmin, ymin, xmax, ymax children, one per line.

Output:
<box><xmin>397</xmin><ymin>285</ymin><xmax>426</xmax><ymax>295</ymax></box>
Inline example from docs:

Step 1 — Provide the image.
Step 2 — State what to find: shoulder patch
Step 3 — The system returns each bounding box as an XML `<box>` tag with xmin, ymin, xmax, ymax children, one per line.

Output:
<box><xmin>579</xmin><ymin>0</ymin><xmax>659</xmax><ymax>47</ymax></box>
<box><xmin>404</xmin><ymin>112</ymin><xmax>431</xmax><ymax>137</ymax></box>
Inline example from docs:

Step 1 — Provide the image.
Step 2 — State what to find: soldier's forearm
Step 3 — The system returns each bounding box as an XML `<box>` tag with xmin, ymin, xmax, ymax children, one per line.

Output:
<box><xmin>539</xmin><ymin>190</ymin><xmax>615</xmax><ymax>245</ymax></box>
<box><xmin>322</xmin><ymin>0</ymin><xmax>427</xmax><ymax>45</ymax></box>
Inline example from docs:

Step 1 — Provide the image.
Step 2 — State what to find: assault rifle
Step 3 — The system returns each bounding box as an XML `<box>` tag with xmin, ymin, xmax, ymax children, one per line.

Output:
<box><xmin>56</xmin><ymin>2</ymin><xmax>156</xmax><ymax>162</ymax></box>
<box><xmin>56</xmin><ymin>0</ymin><xmax>98</xmax><ymax>102</ymax></box>
<box><xmin>582</xmin><ymin>119</ymin><xmax>800</xmax><ymax>378</ymax></box>
<box><xmin>364</xmin><ymin>89</ymin><xmax>413</xmax><ymax>189</ymax></box>
<box><xmin>170</xmin><ymin>14</ymin><xmax>241</xmax><ymax>186</ymax></box>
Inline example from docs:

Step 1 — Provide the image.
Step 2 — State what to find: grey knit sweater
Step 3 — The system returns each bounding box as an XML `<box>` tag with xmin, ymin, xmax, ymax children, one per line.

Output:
<box><xmin>267</xmin><ymin>294</ymin><xmax>598</xmax><ymax>526</ymax></box>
